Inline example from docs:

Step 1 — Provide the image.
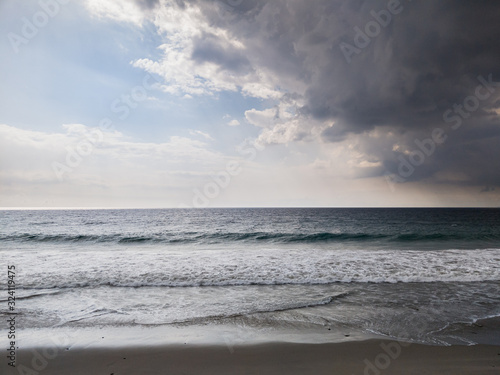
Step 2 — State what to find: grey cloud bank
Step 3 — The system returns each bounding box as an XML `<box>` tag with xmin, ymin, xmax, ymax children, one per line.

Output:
<box><xmin>175</xmin><ymin>0</ymin><xmax>500</xmax><ymax>192</ymax></box>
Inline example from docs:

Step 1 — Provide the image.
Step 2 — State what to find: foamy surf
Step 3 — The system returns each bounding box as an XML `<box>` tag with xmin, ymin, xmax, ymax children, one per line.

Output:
<box><xmin>4</xmin><ymin>248</ymin><xmax>499</xmax><ymax>291</ymax></box>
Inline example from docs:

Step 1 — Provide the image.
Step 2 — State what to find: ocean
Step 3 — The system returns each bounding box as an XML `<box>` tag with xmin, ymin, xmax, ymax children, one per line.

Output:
<box><xmin>1</xmin><ymin>208</ymin><xmax>499</xmax><ymax>346</ymax></box>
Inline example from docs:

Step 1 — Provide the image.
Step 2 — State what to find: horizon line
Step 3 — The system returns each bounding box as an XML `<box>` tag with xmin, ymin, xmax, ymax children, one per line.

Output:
<box><xmin>1</xmin><ymin>206</ymin><xmax>499</xmax><ymax>210</ymax></box>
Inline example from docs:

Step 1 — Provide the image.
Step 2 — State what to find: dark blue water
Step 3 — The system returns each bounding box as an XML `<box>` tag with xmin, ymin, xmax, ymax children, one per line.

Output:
<box><xmin>2</xmin><ymin>208</ymin><xmax>499</xmax><ymax>249</ymax></box>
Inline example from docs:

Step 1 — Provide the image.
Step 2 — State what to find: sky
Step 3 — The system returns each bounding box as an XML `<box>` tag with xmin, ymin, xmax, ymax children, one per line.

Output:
<box><xmin>1</xmin><ymin>0</ymin><xmax>500</xmax><ymax>208</ymax></box>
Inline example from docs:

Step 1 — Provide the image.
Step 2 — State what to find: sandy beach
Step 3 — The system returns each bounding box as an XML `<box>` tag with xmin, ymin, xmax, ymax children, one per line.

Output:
<box><xmin>7</xmin><ymin>339</ymin><xmax>499</xmax><ymax>375</ymax></box>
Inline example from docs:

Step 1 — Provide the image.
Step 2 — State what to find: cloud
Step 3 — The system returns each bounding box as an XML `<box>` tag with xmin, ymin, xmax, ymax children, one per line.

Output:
<box><xmin>481</xmin><ymin>186</ymin><xmax>496</xmax><ymax>193</ymax></box>
<box><xmin>189</xmin><ymin>130</ymin><xmax>214</xmax><ymax>140</ymax></box>
<box><xmin>245</xmin><ymin>108</ymin><xmax>277</xmax><ymax>129</ymax></box>
<box><xmin>87</xmin><ymin>0</ymin><xmax>500</xmax><ymax>193</ymax></box>
<box><xmin>227</xmin><ymin>119</ymin><xmax>240</xmax><ymax>126</ymax></box>
<box><xmin>191</xmin><ymin>31</ymin><xmax>251</xmax><ymax>74</ymax></box>
<box><xmin>134</xmin><ymin>0</ymin><xmax>160</xmax><ymax>10</ymax></box>
<box><xmin>0</xmin><ymin>123</ymin><xmax>224</xmax><ymax>172</ymax></box>
<box><xmin>0</xmin><ymin>123</ymin><xmax>232</xmax><ymax>206</ymax></box>
<box><xmin>84</xmin><ymin>0</ymin><xmax>147</xmax><ymax>25</ymax></box>
<box><xmin>126</xmin><ymin>0</ymin><xmax>286</xmax><ymax>99</ymax></box>
<box><xmin>201</xmin><ymin>1</ymin><xmax>500</xmax><ymax>189</ymax></box>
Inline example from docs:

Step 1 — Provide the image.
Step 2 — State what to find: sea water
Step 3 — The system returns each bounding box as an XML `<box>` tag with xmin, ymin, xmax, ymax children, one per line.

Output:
<box><xmin>1</xmin><ymin>208</ymin><xmax>499</xmax><ymax>345</ymax></box>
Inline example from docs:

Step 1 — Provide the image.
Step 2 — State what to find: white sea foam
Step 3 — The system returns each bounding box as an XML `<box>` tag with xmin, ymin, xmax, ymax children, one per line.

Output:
<box><xmin>4</xmin><ymin>247</ymin><xmax>500</xmax><ymax>289</ymax></box>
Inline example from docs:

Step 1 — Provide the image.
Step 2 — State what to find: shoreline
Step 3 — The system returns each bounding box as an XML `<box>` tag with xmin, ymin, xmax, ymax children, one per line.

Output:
<box><xmin>6</xmin><ymin>317</ymin><xmax>500</xmax><ymax>375</ymax></box>
<box><xmin>6</xmin><ymin>339</ymin><xmax>500</xmax><ymax>375</ymax></box>
<box><xmin>15</xmin><ymin>315</ymin><xmax>500</xmax><ymax>348</ymax></box>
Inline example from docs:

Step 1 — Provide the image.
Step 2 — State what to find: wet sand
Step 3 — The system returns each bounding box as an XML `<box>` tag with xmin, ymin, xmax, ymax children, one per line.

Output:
<box><xmin>7</xmin><ymin>339</ymin><xmax>500</xmax><ymax>375</ymax></box>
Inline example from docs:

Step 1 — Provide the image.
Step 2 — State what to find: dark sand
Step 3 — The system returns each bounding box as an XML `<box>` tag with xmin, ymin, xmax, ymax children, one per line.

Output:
<box><xmin>7</xmin><ymin>339</ymin><xmax>500</xmax><ymax>375</ymax></box>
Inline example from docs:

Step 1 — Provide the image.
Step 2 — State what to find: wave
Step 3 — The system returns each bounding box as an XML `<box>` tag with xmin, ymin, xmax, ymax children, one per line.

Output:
<box><xmin>166</xmin><ymin>293</ymin><xmax>350</xmax><ymax>325</ymax></box>
<box><xmin>14</xmin><ymin>276</ymin><xmax>499</xmax><ymax>290</ymax></box>
<box><xmin>5</xmin><ymin>280</ymin><xmax>363</xmax><ymax>290</ymax></box>
<box><xmin>0</xmin><ymin>290</ymin><xmax>62</xmax><ymax>302</ymax></box>
<box><xmin>31</xmin><ymin>292</ymin><xmax>350</xmax><ymax>328</ymax></box>
<box><xmin>1</xmin><ymin>233</ymin><xmax>110</xmax><ymax>243</ymax></box>
<box><xmin>5</xmin><ymin>247</ymin><xmax>499</xmax><ymax>290</ymax></box>
<box><xmin>394</xmin><ymin>233</ymin><xmax>467</xmax><ymax>241</ymax></box>
<box><xmin>53</xmin><ymin>306</ymin><xmax>125</xmax><ymax>326</ymax></box>
<box><xmin>3</xmin><ymin>231</ymin><xmax>496</xmax><ymax>244</ymax></box>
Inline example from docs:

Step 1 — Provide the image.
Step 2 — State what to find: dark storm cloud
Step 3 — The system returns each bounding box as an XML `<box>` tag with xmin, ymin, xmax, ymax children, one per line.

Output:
<box><xmin>319</xmin><ymin>1</ymin><xmax>500</xmax><ymax>132</ymax></box>
<box><xmin>157</xmin><ymin>0</ymin><xmax>500</xmax><ymax>189</ymax></box>
<box><xmin>191</xmin><ymin>32</ymin><xmax>252</xmax><ymax>73</ymax></box>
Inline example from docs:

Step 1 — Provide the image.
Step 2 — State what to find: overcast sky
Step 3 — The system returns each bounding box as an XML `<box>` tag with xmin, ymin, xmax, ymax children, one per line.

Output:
<box><xmin>1</xmin><ymin>0</ymin><xmax>500</xmax><ymax>208</ymax></box>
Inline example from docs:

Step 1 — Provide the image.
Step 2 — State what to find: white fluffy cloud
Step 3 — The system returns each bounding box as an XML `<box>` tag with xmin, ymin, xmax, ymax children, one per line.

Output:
<box><xmin>128</xmin><ymin>1</ymin><xmax>283</xmax><ymax>99</ymax></box>
<box><xmin>85</xmin><ymin>0</ymin><xmax>320</xmax><ymax>144</ymax></box>
<box><xmin>84</xmin><ymin>0</ymin><xmax>147</xmax><ymax>26</ymax></box>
